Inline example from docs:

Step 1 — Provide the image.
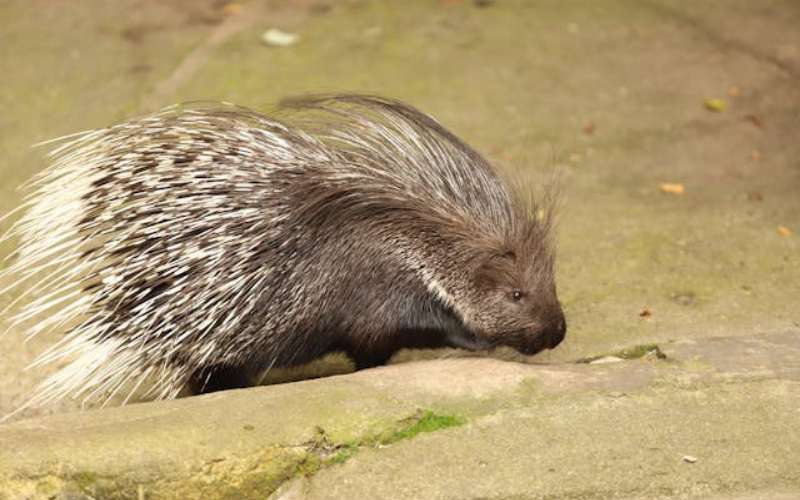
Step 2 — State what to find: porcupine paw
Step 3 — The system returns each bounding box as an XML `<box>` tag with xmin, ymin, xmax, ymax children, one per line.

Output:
<box><xmin>350</xmin><ymin>350</ymin><xmax>395</xmax><ymax>370</ymax></box>
<box><xmin>188</xmin><ymin>365</ymin><xmax>253</xmax><ymax>395</ymax></box>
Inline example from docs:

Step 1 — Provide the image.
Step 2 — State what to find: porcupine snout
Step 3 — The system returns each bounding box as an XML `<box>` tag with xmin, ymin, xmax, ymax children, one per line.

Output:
<box><xmin>513</xmin><ymin>303</ymin><xmax>567</xmax><ymax>355</ymax></box>
<box><xmin>541</xmin><ymin>308</ymin><xmax>567</xmax><ymax>349</ymax></box>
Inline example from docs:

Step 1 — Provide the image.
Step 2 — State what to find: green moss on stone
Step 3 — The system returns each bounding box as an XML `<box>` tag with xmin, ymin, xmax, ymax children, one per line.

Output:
<box><xmin>616</xmin><ymin>343</ymin><xmax>667</xmax><ymax>360</ymax></box>
<box><xmin>327</xmin><ymin>443</ymin><xmax>359</xmax><ymax>465</ymax></box>
<box><xmin>71</xmin><ymin>471</ymin><xmax>98</xmax><ymax>491</ymax></box>
<box><xmin>317</xmin><ymin>409</ymin><xmax>466</xmax><ymax>469</ymax></box>
<box><xmin>219</xmin><ymin>449</ymin><xmax>309</xmax><ymax>500</ymax></box>
<box><xmin>386</xmin><ymin>410</ymin><xmax>466</xmax><ymax>443</ymax></box>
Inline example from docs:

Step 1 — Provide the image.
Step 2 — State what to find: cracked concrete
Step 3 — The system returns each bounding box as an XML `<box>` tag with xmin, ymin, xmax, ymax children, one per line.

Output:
<box><xmin>0</xmin><ymin>0</ymin><xmax>799</xmax><ymax>498</ymax></box>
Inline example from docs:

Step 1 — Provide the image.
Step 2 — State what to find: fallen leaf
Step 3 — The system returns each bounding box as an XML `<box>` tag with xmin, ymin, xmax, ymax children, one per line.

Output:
<box><xmin>583</xmin><ymin>121</ymin><xmax>595</xmax><ymax>135</ymax></box>
<box><xmin>704</xmin><ymin>98</ymin><xmax>727</xmax><ymax>112</ymax></box>
<box><xmin>222</xmin><ymin>2</ymin><xmax>242</xmax><ymax>15</ymax></box>
<box><xmin>747</xmin><ymin>191</ymin><xmax>763</xmax><ymax>202</ymax></box>
<box><xmin>639</xmin><ymin>307</ymin><xmax>652</xmax><ymax>318</ymax></box>
<box><xmin>751</xmin><ymin>150</ymin><xmax>761</xmax><ymax>161</ymax></box>
<box><xmin>682</xmin><ymin>455</ymin><xmax>698</xmax><ymax>464</ymax></box>
<box><xmin>262</xmin><ymin>28</ymin><xmax>299</xmax><ymax>47</ymax></box>
<box><xmin>777</xmin><ymin>226</ymin><xmax>792</xmax><ymax>237</ymax></box>
<box><xmin>660</xmin><ymin>183</ymin><xmax>685</xmax><ymax>195</ymax></box>
<box><xmin>744</xmin><ymin>115</ymin><xmax>764</xmax><ymax>128</ymax></box>
<box><xmin>728</xmin><ymin>86</ymin><xmax>741</xmax><ymax>97</ymax></box>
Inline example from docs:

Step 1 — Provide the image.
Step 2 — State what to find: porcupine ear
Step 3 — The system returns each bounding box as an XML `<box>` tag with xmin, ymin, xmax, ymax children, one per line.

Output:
<box><xmin>482</xmin><ymin>248</ymin><xmax>518</xmax><ymax>266</ymax></box>
<box><xmin>472</xmin><ymin>252</ymin><xmax>520</xmax><ymax>293</ymax></box>
<box><xmin>467</xmin><ymin>235</ymin><xmax>519</xmax><ymax>286</ymax></box>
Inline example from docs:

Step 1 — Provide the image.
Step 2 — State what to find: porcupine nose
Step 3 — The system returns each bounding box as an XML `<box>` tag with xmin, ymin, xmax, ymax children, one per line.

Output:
<box><xmin>543</xmin><ymin>310</ymin><xmax>567</xmax><ymax>349</ymax></box>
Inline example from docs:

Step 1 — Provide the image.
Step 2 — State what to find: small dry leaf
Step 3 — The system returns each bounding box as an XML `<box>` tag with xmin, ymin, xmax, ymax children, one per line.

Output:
<box><xmin>747</xmin><ymin>191</ymin><xmax>763</xmax><ymax>202</ymax></box>
<box><xmin>744</xmin><ymin>115</ymin><xmax>764</xmax><ymax>129</ymax></box>
<box><xmin>222</xmin><ymin>2</ymin><xmax>242</xmax><ymax>15</ymax></box>
<box><xmin>262</xmin><ymin>29</ymin><xmax>299</xmax><ymax>47</ymax></box>
<box><xmin>660</xmin><ymin>183</ymin><xmax>685</xmax><ymax>195</ymax></box>
<box><xmin>639</xmin><ymin>307</ymin><xmax>652</xmax><ymax>318</ymax></box>
<box><xmin>704</xmin><ymin>98</ymin><xmax>727</xmax><ymax>112</ymax></box>
<box><xmin>682</xmin><ymin>455</ymin><xmax>698</xmax><ymax>464</ymax></box>
<box><xmin>583</xmin><ymin>121</ymin><xmax>595</xmax><ymax>135</ymax></box>
<box><xmin>751</xmin><ymin>150</ymin><xmax>761</xmax><ymax>161</ymax></box>
<box><xmin>728</xmin><ymin>86</ymin><xmax>741</xmax><ymax>97</ymax></box>
<box><xmin>777</xmin><ymin>226</ymin><xmax>792</xmax><ymax>237</ymax></box>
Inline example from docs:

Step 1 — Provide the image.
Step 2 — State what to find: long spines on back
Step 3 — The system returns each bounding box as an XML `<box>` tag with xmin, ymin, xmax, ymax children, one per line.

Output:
<box><xmin>0</xmin><ymin>95</ymin><xmax>536</xmax><ymax>416</ymax></box>
<box><xmin>278</xmin><ymin>95</ymin><xmax>520</xmax><ymax>237</ymax></box>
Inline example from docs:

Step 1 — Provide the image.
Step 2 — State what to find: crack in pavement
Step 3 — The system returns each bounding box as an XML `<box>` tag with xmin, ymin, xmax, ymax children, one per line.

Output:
<box><xmin>643</xmin><ymin>0</ymin><xmax>800</xmax><ymax>81</ymax></box>
<box><xmin>140</xmin><ymin>9</ymin><xmax>258</xmax><ymax>111</ymax></box>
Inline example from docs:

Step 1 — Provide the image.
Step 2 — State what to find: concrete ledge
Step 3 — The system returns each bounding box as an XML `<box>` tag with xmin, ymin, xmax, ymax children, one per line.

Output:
<box><xmin>1</xmin><ymin>333</ymin><xmax>799</xmax><ymax>499</ymax></box>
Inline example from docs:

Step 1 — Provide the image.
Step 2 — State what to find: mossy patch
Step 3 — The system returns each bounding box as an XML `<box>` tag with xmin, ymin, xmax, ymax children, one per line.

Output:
<box><xmin>615</xmin><ymin>344</ymin><xmax>667</xmax><ymax>360</ymax></box>
<box><xmin>386</xmin><ymin>410</ymin><xmax>466</xmax><ymax>444</ymax></box>
<box><xmin>232</xmin><ymin>409</ymin><xmax>468</xmax><ymax>497</ymax></box>
<box><xmin>204</xmin><ymin>449</ymin><xmax>310</xmax><ymax>500</ymax></box>
<box><xmin>71</xmin><ymin>471</ymin><xmax>99</xmax><ymax>491</ymax></box>
<box><xmin>309</xmin><ymin>409</ymin><xmax>466</xmax><ymax>471</ymax></box>
<box><xmin>64</xmin><ymin>470</ymin><xmax>132</xmax><ymax>499</ymax></box>
<box><xmin>327</xmin><ymin>443</ymin><xmax>359</xmax><ymax>465</ymax></box>
<box><xmin>577</xmin><ymin>343</ymin><xmax>667</xmax><ymax>364</ymax></box>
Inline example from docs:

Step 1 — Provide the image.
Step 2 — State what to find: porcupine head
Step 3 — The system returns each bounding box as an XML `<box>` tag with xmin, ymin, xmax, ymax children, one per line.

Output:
<box><xmin>0</xmin><ymin>95</ymin><xmax>565</xmax><ymax>415</ymax></box>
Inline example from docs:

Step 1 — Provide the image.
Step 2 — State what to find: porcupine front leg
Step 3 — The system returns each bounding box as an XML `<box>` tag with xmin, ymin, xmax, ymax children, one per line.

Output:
<box><xmin>349</xmin><ymin>349</ymin><xmax>395</xmax><ymax>370</ymax></box>
<box><xmin>188</xmin><ymin>365</ymin><xmax>253</xmax><ymax>394</ymax></box>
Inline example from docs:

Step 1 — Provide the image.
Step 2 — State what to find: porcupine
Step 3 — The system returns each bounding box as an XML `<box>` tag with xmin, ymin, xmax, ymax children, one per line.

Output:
<box><xmin>0</xmin><ymin>94</ymin><xmax>565</xmax><ymax>412</ymax></box>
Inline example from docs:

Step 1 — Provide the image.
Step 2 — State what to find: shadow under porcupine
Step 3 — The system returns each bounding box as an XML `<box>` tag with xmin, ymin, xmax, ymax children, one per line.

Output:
<box><xmin>1</xmin><ymin>94</ymin><xmax>565</xmax><ymax>417</ymax></box>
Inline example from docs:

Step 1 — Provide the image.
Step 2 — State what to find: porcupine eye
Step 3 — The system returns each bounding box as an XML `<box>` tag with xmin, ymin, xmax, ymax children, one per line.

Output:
<box><xmin>510</xmin><ymin>290</ymin><xmax>524</xmax><ymax>302</ymax></box>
